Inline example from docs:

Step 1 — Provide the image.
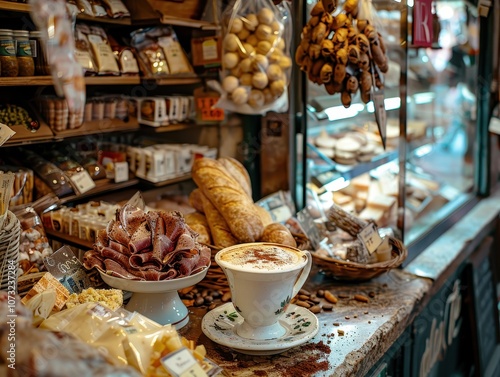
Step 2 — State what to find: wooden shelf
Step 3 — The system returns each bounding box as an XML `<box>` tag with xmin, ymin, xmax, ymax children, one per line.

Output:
<box><xmin>77</xmin><ymin>13</ymin><xmax>132</xmax><ymax>25</ymax></box>
<box><xmin>0</xmin><ymin>75</ymin><xmax>202</xmax><ymax>87</ymax></box>
<box><xmin>142</xmin><ymin>74</ymin><xmax>201</xmax><ymax>86</ymax></box>
<box><xmin>46</xmin><ymin>228</ymin><xmax>94</xmax><ymax>250</ymax></box>
<box><xmin>85</xmin><ymin>76</ymin><xmax>141</xmax><ymax>85</ymax></box>
<box><xmin>52</xmin><ymin>117</ymin><xmax>140</xmax><ymax>139</ymax></box>
<box><xmin>0</xmin><ymin>76</ymin><xmax>52</xmax><ymax>86</ymax></box>
<box><xmin>0</xmin><ymin>0</ymin><xmax>30</xmax><ymax>13</ymax></box>
<box><xmin>160</xmin><ymin>15</ymin><xmax>219</xmax><ymax>30</ymax></box>
<box><xmin>138</xmin><ymin>173</ymin><xmax>192</xmax><ymax>187</ymax></box>
<box><xmin>59</xmin><ymin>178</ymin><xmax>140</xmax><ymax>205</ymax></box>
<box><xmin>141</xmin><ymin>122</ymin><xmax>218</xmax><ymax>133</ymax></box>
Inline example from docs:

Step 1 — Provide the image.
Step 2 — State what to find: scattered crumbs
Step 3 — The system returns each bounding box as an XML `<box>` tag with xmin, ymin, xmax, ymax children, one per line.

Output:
<box><xmin>368</xmin><ymin>321</ymin><xmax>371</xmax><ymax>324</ymax></box>
<box><xmin>353</xmin><ymin>315</ymin><xmax>358</xmax><ymax>318</ymax></box>
<box><xmin>337</xmin><ymin>329</ymin><xmax>345</xmax><ymax>336</ymax></box>
<box><xmin>345</xmin><ymin>316</ymin><xmax>350</xmax><ymax>320</ymax></box>
<box><xmin>338</xmin><ymin>294</ymin><xmax>350</xmax><ymax>299</ymax></box>
<box><xmin>364</xmin><ymin>311</ymin><xmax>369</xmax><ymax>315</ymax></box>
<box><xmin>369</xmin><ymin>291</ymin><xmax>376</xmax><ymax>298</ymax></box>
<box><xmin>382</xmin><ymin>284</ymin><xmax>388</xmax><ymax>288</ymax></box>
<box><xmin>333</xmin><ymin>322</ymin><xmax>340</xmax><ymax>326</ymax></box>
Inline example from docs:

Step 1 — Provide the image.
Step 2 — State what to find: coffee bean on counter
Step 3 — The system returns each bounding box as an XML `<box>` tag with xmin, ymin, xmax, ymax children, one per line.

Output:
<box><xmin>296</xmin><ymin>300</ymin><xmax>311</xmax><ymax>309</ymax></box>
<box><xmin>309</xmin><ymin>295</ymin><xmax>321</xmax><ymax>304</ymax></box>
<box><xmin>202</xmin><ymin>289</ymin><xmax>209</xmax><ymax>298</ymax></box>
<box><xmin>324</xmin><ymin>291</ymin><xmax>338</xmax><ymax>304</ymax></box>
<box><xmin>222</xmin><ymin>291</ymin><xmax>232</xmax><ymax>302</ymax></box>
<box><xmin>211</xmin><ymin>291</ymin><xmax>221</xmax><ymax>298</ymax></box>
<box><xmin>309</xmin><ymin>305</ymin><xmax>321</xmax><ymax>314</ymax></box>
<box><xmin>184</xmin><ymin>293</ymin><xmax>194</xmax><ymax>300</ymax></box>
<box><xmin>209</xmin><ymin>303</ymin><xmax>217</xmax><ymax>310</ymax></box>
<box><xmin>299</xmin><ymin>294</ymin><xmax>309</xmax><ymax>301</ymax></box>
<box><xmin>354</xmin><ymin>294</ymin><xmax>369</xmax><ymax>303</ymax></box>
<box><xmin>322</xmin><ymin>303</ymin><xmax>333</xmax><ymax>311</ymax></box>
<box><xmin>317</xmin><ymin>290</ymin><xmax>325</xmax><ymax>298</ymax></box>
<box><xmin>204</xmin><ymin>296</ymin><xmax>214</xmax><ymax>304</ymax></box>
<box><xmin>299</xmin><ymin>289</ymin><xmax>311</xmax><ymax>296</ymax></box>
<box><xmin>194</xmin><ymin>297</ymin><xmax>205</xmax><ymax>306</ymax></box>
<box><xmin>369</xmin><ymin>291</ymin><xmax>376</xmax><ymax>298</ymax></box>
<box><xmin>338</xmin><ymin>294</ymin><xmax>350</xmax><ymax>299</ymax></box>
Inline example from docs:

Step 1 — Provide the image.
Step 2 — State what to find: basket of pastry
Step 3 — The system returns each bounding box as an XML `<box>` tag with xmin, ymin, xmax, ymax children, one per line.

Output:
<box><xmin>185</xmin><ymin>157</ymin><xmax>299</xmax><ymax>290</ymax></box>
<box><xmin>312</xmin><ymin>202</ymin><xmax>407</xmax><ymax>281</ymax></box>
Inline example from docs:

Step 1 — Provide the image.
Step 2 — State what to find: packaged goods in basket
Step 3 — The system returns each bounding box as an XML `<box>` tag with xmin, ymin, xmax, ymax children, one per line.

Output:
<box><xmin>0</xmin><ymin>165</ymin><xmax>34</xmax><ymax>208</ymax></box>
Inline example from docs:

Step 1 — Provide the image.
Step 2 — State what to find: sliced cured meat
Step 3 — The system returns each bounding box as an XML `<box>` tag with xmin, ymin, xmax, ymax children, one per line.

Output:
<box><xmin>104</xmin><ymin>259</ymin><xmax>143</xmax><ymax>280</ymax></box>
<box><xmin>129</xmin><ymin>251</ymin><xmax>162</xmax><ymax>271</ymax></box>
<box><xmin>94</xmin><ymin>229</ymin><xmax>109</xmax><ymax>252</ymax></box>
<box><xmin>107</xmin><ymin>219</ymin><xmax>130</xmax><ymax>246</ymax></box>
<box><xmin>120</xmin><ymin>203</ymin><xmax>147</xmax><ymax>236</ymax></box>
<box><xmin>109</xmin><ymin>240</ymin><xmax>131</xmax><ymax>255</ymax></box>
<box><xmin>129</xmin><ymin>221</ymin><xmax>151</xmax><ymax>254</ymax></box>
<box><xmin>101</xmin><ymin>246</ymin><xmax>130</xmax><ymax>267</ymax></box>
<box><xmin>83</xmin><ymin>249</ymin><xmax>105</xmax><ymax>271</ymax></box>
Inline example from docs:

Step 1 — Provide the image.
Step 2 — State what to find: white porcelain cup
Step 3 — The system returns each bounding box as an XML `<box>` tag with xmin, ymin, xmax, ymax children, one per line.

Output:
<box><xmin>215</xmin><ymin>242</ymin><xmax>312</xmax><ymax>340</ymax></box>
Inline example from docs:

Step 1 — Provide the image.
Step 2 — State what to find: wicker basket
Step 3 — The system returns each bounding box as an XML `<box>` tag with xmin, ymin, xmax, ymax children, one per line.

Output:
<box><xmin>312</xmin><ymin>237</ymin><xmax>408</xmax><ymax>281</ymax></box>
<box><xmin>197</xmin><ymin>244</ymin><xmax>229</xmax><ymax>291</ymax></box>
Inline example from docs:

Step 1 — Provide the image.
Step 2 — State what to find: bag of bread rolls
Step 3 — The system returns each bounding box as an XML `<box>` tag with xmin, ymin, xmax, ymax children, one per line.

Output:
<box><xmin>210</xmin><ymin>0</ymin><xmax>292</xmax><ymax>115</ymax></box>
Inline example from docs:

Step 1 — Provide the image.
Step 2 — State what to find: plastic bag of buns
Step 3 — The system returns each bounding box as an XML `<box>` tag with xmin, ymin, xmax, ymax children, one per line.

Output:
<box><xmin>212</xmin><ymin>0</ymin><xmax>292</xmax><ymax>115</ymax></box>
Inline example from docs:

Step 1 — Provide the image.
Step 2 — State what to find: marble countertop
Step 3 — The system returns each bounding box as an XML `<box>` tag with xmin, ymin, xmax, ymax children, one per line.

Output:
<box><xmin>179</xmin><ymin>191</ymin><xmax>500</xmax><ymax>377</ymax></box>
<box><xmin>181</xmin><ymin>268</ymin><xmax>432</xmax><ymax>377</ymax></box>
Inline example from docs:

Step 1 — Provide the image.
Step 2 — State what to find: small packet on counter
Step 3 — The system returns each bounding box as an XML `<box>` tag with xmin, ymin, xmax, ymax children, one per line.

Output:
<box><xmin>88</xmin><ymin>25</ymin><xmax>120</xmax><ymax>75</ymax></box>
<box><xmin>43</xmin><ymin>245</ymin><xmax>91</xmax><ymax>294</ymax></box>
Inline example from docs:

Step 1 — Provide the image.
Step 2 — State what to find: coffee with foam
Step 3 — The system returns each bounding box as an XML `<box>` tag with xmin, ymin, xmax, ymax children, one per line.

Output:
<box><xmin>218</xmin><ymin>245</ymin><xmax>303</xmax><ymax>272</ymax></box>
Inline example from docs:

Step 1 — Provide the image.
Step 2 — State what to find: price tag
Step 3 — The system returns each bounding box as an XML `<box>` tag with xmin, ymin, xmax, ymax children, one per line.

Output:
<box><xmin>0</xmin><ymin>123</ymin><xmax>15</xmax><ymax>146</ymax></box>
<box><xmin>357</xmin><ymin>223</ymin><xmax>383</xmax><ymax>254</ymax></box>
<box><xmin>373</xmin><ymin>90</ymin><xmax>387</xmax><ymax>149</ymax></box>
<box><xmin>296</xmin><ymin>207</ymin><xmax>322</xmax><ymax>250</ymax></box>
<box><xmin>488</xmin><ymin>116</ymin><xmax>500</xmax><ymax>135</ymax></box>
<box><xmin>161</xmin><ymin>347</ymin><xmax>207</xmax><ymax>377</ymax></box>
<box><xmin>70</xmin><ymin>171</ymin><xmax>96</xmax><ymax>194</ymax></box>
<box><xmin>114</xmin><ymin>161</ymin><xmax>129</xmax><ymax>183</ymax></box>
<box><xmin>196</xmin><ymin>97</ymin><xmax>224</xmax><ymax>122</ymax></box>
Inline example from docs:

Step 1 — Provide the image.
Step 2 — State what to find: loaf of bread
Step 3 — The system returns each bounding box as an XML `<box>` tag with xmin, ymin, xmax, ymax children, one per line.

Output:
<box><xmin>188</xmin><ymin>188</ymin><xmax>205</xmax><ymax>213</ymax></box>
<box><xmin>200</xmin><ymin>193</ymin><xmax>238</xmax><ymax>248</ymax></box>
<box><xmin>254</xmin><ymin>204</ymin><xmax>273</xmax><ymax>227</ymax></box>
<box><xmin>260</xmin><ymin>223</ymin><xmax>297</xmax><ymax>248</ymax></box>
<box><xmin>192</xmin><ymin>158</ymin><xmax>264</xmax><ymax>242</ymax></box>
<box><xmin>218</xmin><ymin>156</ymin><xmax>252</xmax><ymax>198</ymax></box>
<box><xmin>184</xmin><ymin>212</ymin><xmax>212</xmax><ymax>245</ymax></box>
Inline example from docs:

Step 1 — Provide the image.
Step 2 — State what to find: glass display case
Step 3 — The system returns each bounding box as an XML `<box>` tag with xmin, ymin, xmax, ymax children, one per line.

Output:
<box><xmin>291</xmin><ymin>0</ymin><xmax>494</xmax><ymax>262</ymax></box>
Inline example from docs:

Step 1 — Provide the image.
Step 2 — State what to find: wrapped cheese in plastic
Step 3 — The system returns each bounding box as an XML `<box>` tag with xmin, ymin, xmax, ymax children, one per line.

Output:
<box><xmin>212</xmin><ymin>0</ymin><xmax>292</xmax><ymax>115</ymax></box>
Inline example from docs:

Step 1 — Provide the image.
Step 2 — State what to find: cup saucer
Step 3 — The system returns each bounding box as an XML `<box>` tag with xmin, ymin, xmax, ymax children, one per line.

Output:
<box><xmin>201</xmin><ymin>302</ymin><xmax>319</xmax><ymax>355</ymax></box>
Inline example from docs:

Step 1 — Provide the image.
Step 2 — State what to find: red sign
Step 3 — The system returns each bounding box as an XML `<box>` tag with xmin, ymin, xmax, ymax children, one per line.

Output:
<box><xmin>413</xmin><ymin>0</ymin><xmax>433</xmax><ymax>47</ymax></box>
<box><xmin>196</xmin><ymin>97</ymin><xmax>224</xmax><ymax>122</ymax></box>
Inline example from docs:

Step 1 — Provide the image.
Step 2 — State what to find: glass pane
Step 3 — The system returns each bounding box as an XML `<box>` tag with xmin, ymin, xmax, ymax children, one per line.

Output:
<box><xmin>404</xmin><ymin>1</ymin><xmax>478</xmax><ymax>243</ymax></box>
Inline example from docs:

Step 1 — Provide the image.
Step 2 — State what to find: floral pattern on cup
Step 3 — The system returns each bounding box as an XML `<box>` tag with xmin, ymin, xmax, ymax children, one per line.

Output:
<box><xmin>275</xmin><ymin>295</ymin><xmax>291</xmax><ymax>316</ymax></box>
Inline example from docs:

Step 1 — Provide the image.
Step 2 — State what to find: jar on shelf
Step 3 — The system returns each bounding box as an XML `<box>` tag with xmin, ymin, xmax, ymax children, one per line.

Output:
<box><xmin>29</xmin><ymin>31</ymin><xmax>51</xmax><ymax>76</ymax></box>
<box><xmin>13</xmin><ymin>30</ymin><xmax>35</xmax><ymax>76</ymax></box>
<box><xmin>0</xmin><ymin>29</ymin><xmax>19</xmax><ymax>77</ymax></box>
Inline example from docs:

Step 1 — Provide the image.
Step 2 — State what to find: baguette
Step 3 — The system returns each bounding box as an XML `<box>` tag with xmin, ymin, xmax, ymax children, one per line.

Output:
<box><xmin>260</xmin><ymin>223</ymin><xmax>297</xmax><ymax>248</ymax></box>
<box><xmin>184</xmin><ymin>212</ymin><xmax>212</xmax><ymax>245</ymax></box>
<box><xmin>192</xmin><ymin>158</ymin><xmax>264</xmax><ymax>242</ymax></box>
<box><xmin>217</xmin><ymin>157</ymin><xmax>252</xmax><ymax>198</ymax></box>
<box><xmin>200</xmin><ymin>193</ymin><xmax>238</xmax><ymax>248</ymax></box>
<box><xmin>188</xmin><ymin>188</ymin><xmax>205</xmax><ymax>214</ymax></box>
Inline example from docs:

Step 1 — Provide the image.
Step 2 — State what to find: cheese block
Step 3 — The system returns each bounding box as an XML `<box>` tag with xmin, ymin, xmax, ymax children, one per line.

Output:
<box><xmin>359</xmin><ymin>207</ymin><xmax>385</xmax><ymax>226</ymax></box>
<box><xmin>352</xmin><ymin>173</ymin><xmax>371</xmax><ymax>191</ymax></box>
<box><xmin>367</xmin><ymin>194</ymin><xmax>396</xmax><ymax>212</ymax></box>
<box><xmin>332</xmin><ymin>191</ymin><xmax>352</xmax><ymax>206</ymax></box>
<box><xmin>21</xmin><ymin>273</ymin><xmax>69</xmax><ymax>311</ymax></box>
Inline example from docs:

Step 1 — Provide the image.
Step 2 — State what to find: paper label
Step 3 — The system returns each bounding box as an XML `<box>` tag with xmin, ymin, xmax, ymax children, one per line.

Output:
<box><xmin>256</xmin><ymin>191</ymin><xmax>296</xmax><ymax>223</ymax></box>
<box><xmin>202</xmin><ymin>39</ymin><xmax>218</xmax><ymax>60</ymax></box>
<box><xmin>0</xmin><ymin>172</ymin><xmax>15</xmax><ymax>222</ymax></box>
<box><xmin>114</xmin><ymin>161</ymin><xmax>129</xmax><ymax>183</ymax></box>
<box><xmin>70</xmin><ymin>171</ymin><xmax>96</xmax><ymax>194</ymax></box>
<box><xmin>373</xmin><ymin>90</ymin><xmax>387</xmax><ymax>149</ymax></box>
<box><xmin>296</xmin><ymin>207</ymin><xmax>322</xmax><ymax>250</ymax></box>
<box><xmin>161</xmin><ymin>347</ymin><xmax>207</xmax><ymax>377</ymax></box>
<box><xmin>488</xmin><ymin>116</ymin><xmax>500</xmax><ymax>135</ymax></box>
<box><xmin>196</xmin><ymin>97</ymin><xmax>224</xmax><ymax>122</ymax></box>
<box><xmin>0</xmin><ymin>123</ymin><xmax>15</xmax><ymax>146</ymax></box>
<box><xmin>358</xmin><ymin>223</ymin><xmax>383</xmax><ymax>254</ymax></box>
